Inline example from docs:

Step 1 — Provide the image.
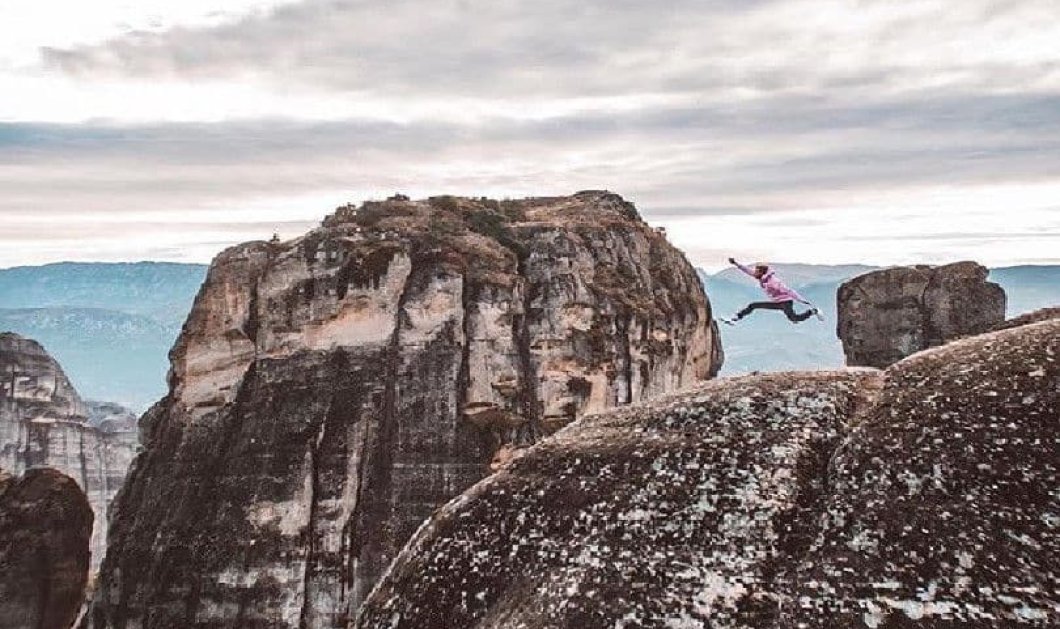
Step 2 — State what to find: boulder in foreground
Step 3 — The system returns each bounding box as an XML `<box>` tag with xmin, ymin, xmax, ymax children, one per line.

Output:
<box><xmin>0</xmin><ymin>467</ymin><xmax>93</xmax><ymax>629</ymax></box>
<box><xmin>357</xmin><ymin>318</ymin><xmax>1058</xmax><ymax>628</ymax></box>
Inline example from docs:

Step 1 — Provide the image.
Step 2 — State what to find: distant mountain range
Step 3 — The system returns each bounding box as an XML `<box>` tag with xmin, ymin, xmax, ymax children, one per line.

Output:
<box><xmin>0</xmin><ymin>262</ymin><xmax>207</xmax><ymax>410</ymax></box>
<box><xmin>0</xmin><ymin>260</ymin><xmax>1055</xmax><ymax>408</ymax></box>
<box><xmin>701</xmin><ymin>263</ymin><xmax>1060</xmax><ymax>375</ymax></box>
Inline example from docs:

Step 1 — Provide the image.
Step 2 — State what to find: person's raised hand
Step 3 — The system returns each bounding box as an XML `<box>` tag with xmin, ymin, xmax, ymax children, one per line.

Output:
<box><xmin>728</xmin><ymin>257</ymin><xmax>736</xmax><ymax>265</ymax></box>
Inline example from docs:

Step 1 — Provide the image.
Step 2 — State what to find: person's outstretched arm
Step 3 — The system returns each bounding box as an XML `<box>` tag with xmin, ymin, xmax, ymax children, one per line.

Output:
<box><xmin>728</xmin><ymin>257</ymin><xmax>757</xmax><ymax>278</ymax></box>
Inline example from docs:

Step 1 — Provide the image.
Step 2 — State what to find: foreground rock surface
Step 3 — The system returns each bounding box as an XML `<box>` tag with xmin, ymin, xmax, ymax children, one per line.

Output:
<box><xmin>87</xmin><ymin>191</ymin><xmax>721</xmax><ymax>628</ymax></box>
<box><xmin>837</xmin><ymin>261</ymin><xmax>1005</xmax><ymax>368</ymax></box>
<box><xmin>357</xmin><ymin>319</ymin><xmax>1058</xmax><ymax>628</ymax></box>
<box><xmin>0</xmin><ymin>467</ymin><xmax>94</xmax><ymax>629</ymax></box>
<box><xmin>0</xmin><ymin>332</ymin><xmax>138</xmax><ymax>568</ymax></box>
<box><xmin>785</xmin><ymin>319</ymin><xmax>1058</xmax><ymax>626</ymax></box>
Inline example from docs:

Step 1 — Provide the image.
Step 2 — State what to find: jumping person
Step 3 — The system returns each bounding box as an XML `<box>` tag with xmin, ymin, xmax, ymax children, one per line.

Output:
<box><xmin>720</xmin><ymin>258</ymin><xmax>823</xmax><ymax>325</ymax></box>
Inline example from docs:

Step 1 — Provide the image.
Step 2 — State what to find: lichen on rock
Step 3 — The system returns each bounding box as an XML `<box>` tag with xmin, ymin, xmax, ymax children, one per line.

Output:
<box><xmin>356</xmin><ymin>318</ymin><xmax>1058</xmax><ymax>629</ymax></box>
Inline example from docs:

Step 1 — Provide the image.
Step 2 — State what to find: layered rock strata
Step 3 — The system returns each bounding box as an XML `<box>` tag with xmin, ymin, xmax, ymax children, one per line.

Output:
<box><xmin>86</xmin><ymin>191</ymin><xmax>722</xmax><ymax>628</ymax></box>
<box><xmin>837</xmin><ymin>261</ymin><xmax>1005</xmax><ymax>368</ymax></box>
<box><xmin>0</xmin><ymin>467</ymin><xmax>94</xmax><ymax>629</ymax></box>
<box><xmin>0</xmin><ymin>332</ymin><xmax>138</xmax><ymax>567</ymax></box>
<box><xmin>358</xmin><ymin>318</ymin><xmax>1058</xmax><ymax>628</ymax></box>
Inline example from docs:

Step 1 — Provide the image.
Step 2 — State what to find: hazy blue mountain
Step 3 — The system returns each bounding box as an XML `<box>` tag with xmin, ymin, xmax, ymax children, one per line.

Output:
<box><xmin>0</xmin><ymin>262</ymin><xmax>207</xmax><ymax>328</ymax></box>
<box><xmin>0</xmin><ymin>262</ymin><xmax>207</xmax><ymax>410</ymax></box>
<box><xmin>989</xmin><ymin>265</ymin><xmax>1060</xmax><ymax>317</ymax></box>
<box><xmin>702</xmin><ymin>263</ymin><xmax>1059</xmax><ymax>375</ymax></box>
<box><xmin>702</xmin><ymin>265</ymin><xmax>876</xmax><ymax>375</ymax></box>
<box><xmin>710</xmin><ymin>263</ymin><xmax>879</xmax><ymax>288</ymax></box>
<box><xmin>0</xmin><ymin>260</ymin><xmax>1053</xmax><ymax>406</ymax></box>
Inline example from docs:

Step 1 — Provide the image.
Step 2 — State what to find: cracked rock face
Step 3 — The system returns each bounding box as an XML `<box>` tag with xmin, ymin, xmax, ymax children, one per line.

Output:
<box><xmin>86</xmin><ymin>191</ymin><xmax>721</xmax><ymax>628</ymax></box>
<box><xmin>0</xmin><ymin>467</ymin><xmax>94</xmax><ymax>629</ymax></box>
<box><xmin>0</xmin><ymin>332</ymin><xmax>138</xmax><ymax>569</ymax></box>
<box><xmin>837</xmin><ymin>261</ymin><xmax>1006</xmax><ymax>368</ymax></box>
<box><xmin>357</xmin><ymin>318</ymin><xmax>1058</xmax><ymax>629</ymax></box>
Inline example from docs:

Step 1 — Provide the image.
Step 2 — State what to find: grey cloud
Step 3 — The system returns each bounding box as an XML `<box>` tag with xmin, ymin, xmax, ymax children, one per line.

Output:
<box><xmin>40</xmin><ymin>0</ymin><xmax>768</xmax><ymax>97</ymax></box>
<box><xmin>37</xmin><ymin>0</ymin><xmax>1060</xmax><ymax>105</ymax></box>
<box><xmin>10</xmin><ymin>0</ymin><xmax>1060</xmax><ymax>268</ymax></box>
<box><xmin>3</xmin><ymin>84</ymin><xmax>1060</xmax><ymax>218</ymax></box>
<box><xmin>849</xmin><ymin>231</ymin><xmax>1060</xmax><ymax>242</ymax></box>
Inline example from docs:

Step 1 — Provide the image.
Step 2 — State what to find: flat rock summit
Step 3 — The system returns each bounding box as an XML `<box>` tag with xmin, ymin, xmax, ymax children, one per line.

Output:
<box><xmin>85</xmin><ymin>191</ymin><xmax>722</xmax><ymax>628</ymax></box>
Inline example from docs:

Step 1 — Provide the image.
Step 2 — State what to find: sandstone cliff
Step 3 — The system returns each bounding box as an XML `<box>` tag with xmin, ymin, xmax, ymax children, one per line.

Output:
<box><xmin>87</xmin><ymin>191</ymin><xmax>722</xmax><ymax>628</ymax></box>
<box><xmin>0</xmin><ymin>332</ymin><xmax>138</xmax><ymax>568</ymax></box>
<box><xmin>357</xmin><ymin>317</ymin><xmax>1058</xmax><ymax>628</ymax></box>
<box><xmin>0</xmin><ymin>467</ymin><xmax>94</xmax><ymax>629</ymax></box>
<box><xmin>836</xmin><ymin>261</ymin><xmax>1005</xmax><ymax>368</ymax></box>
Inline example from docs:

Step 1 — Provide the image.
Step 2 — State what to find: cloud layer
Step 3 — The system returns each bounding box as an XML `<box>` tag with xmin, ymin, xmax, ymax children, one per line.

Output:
<box><xmin>2</xmin><ymin>0</ymin><xmax>1058</xmax><ymax>268</ymax></box>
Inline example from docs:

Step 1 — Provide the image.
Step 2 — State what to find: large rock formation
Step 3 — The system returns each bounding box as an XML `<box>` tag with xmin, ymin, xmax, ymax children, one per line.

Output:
<box><xmin>86</xmin><ymin>191</ymin><xmax>722</xmax><ymax>628</ymax></box>
<box><xmin>837</xmin><ymin>261</ymin><xmax>1005</xmax><ymax>368</ymax></box>
<box><xmin>0</xmin><ymin>467</ymin><xmax>94</xmax><ymax>629</ymax></box>
<box><xmin>0</xmin><ymin>332</ymin><xmax>138</xmax><ymax>568</ymax></box>
<box><xmin>357</xmin><ymin>317</ymin><xmax>1058</xmax><ymax>628</ymax></box>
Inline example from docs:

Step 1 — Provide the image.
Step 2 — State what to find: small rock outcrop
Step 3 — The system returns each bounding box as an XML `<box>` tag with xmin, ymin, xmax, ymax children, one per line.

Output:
<box><xmin>0</xmin><ymin>467</ymin><xmax>94</xmax><ymax>629</ymax></box>
<box><xmin>0</xmin><ymin>333</ymin><xmax>138</xmax><ymax>567</ymax></box>
<box><xmin>837</xmin><ymin>261</ymin><xmax>1005</xmax><ymax>368</ymax></box>
<box><xmin>357</xmin><ymin>318</ymin><xmax>1058</xmax><ymax>628</ymax></box>
<box><xmin>87</xmin><ymin>191</ymin><xmax>722</xmax><ymax>628</ymax></box>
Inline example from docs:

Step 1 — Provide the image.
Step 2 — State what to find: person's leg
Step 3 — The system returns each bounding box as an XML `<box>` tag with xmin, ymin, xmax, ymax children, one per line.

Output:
<box><xmin>781</xmin><ymin>301</ymin><xmax>814</xmax><ymax>323</ymax></box>
<box><xmin>735</xmin><ymin>301</ymin><xmax>785</xmax><ymax>320</ymax></box>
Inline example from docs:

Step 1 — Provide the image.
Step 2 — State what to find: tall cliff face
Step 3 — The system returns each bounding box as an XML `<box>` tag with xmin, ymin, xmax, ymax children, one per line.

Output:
<box><xmin>836</xmin><ymin>261</ymin><xmax>1006</xmax><ymax>368</ymax></box>
<box><xmin>0</xmin><ymin>333</ymin><xmax>138</xmax><ymax>569</ymax></box>
<box><xmin>357</xmin><ymin>318</ymin><xmax>1058</xmax><ymax>628</ymax></box>
<box><xmin>0</xmin><ymin>467</ymin><xmax>94</xmax><ymax>629</ymax></box>
<box><xmin>87</xmin><ymin>191</ymin><xmax>722</xmax><ymax>628</ymax></box>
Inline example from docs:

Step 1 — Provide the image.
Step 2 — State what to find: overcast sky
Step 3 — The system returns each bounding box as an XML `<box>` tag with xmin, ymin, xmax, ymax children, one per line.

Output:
<box><xmin>2</xmin><ymin>0</ymin><xmax>1059</xmax><ymax>271</ymax></box>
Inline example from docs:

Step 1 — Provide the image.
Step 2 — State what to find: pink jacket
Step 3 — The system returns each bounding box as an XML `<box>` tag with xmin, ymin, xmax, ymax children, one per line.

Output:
<box><xmin>735</xmin><ymin>263</ymin><xmax>808</xmax><ymax>303</ymax></box>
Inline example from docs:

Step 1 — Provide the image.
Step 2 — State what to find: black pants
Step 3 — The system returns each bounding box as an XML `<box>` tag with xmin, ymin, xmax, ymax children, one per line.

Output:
<box><xmin>736</xmin><ymin>300</ymin><xmax>813</xmax><ymax>323</ymax></box>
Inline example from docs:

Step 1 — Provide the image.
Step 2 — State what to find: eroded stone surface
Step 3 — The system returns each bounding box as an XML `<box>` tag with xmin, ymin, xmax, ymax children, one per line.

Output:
<box><xmin>837</xmin><ymin>262</ymin><xmax>1006</xmax><ymax>368</ymax></box>
<box><xmin>87</xmin><ymin>191</ymin><xmax>722</xmax><ymax>628</ymax></box>
<box><xmin>0</xmin><ymin>333</ymin><xmax>138</xmax><ymax>568</ymax></box>
<box><xmin>357</xmin><ymin>319</ymin><xmax>1058</xmax><ymax>629</ymax></box>
<box><xmin>356</xmin><ymin>370</ymin><xmax>881</xmax><ymax>628</ymax></box>
<box><xmin>0</xmin><ymin>467</ymin><xmax>94</xmax><ymax>629</ymax></box>
<box><xmin>785</xmin><ymin>319</ymin><xmax>1059</xmax><ymax>627</ymax></box>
